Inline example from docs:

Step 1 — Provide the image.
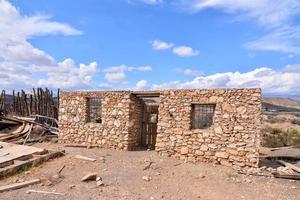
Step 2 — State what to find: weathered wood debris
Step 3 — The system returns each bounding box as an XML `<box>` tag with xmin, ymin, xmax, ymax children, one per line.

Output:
<box><xmin>0</xmin><ymin>179</ymin><xmax>41</xmax><ymax>192</ymax></box>
<box><xmin>239</xmin><ymin>147</ymin><xmax>300</xmax><ymax>180</ymax></box>
<box><xmin>0</xmin><ymin>114</ymin><xmax>59</xmax><ymax>145</ymax></box>
<box><xmin>0</xmin><ymin>88</ymin><xmax>59</xmax><ymax>144</ymax></box>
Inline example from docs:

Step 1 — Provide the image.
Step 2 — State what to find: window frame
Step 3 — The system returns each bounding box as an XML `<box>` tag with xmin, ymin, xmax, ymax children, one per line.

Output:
<box><xmin>86</xmin><ymin>97</ymin><xmax>102</xmax><ymax>123</ymax></box>
<box><xmin>191</xmin><ymin>103</ymin><xmax>215</xmax><ymax>130</ymax></box>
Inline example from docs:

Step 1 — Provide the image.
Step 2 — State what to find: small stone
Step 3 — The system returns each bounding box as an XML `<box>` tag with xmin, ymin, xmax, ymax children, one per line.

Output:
<box><xmin>214</xmin><ymin>126</ymin><xmax>223</xmax><ymax>135</ymax></box>
<box><xmin>81</xmin><ymin>172</ymin><xmax>97</xmax><ymax>182</ymax></box>
<box><xmin>96</xmin><ymin>180</ymin><xmax>104</xmax><ymax>187</ymax></box>
<box><xmin>200</xmin><ymin>145</ymin><xmax>209</xmax><ymax>151</ymax></box>
<box><xmin>180</xmin><ymin>147</ymin><xmax>189</xmax><ymax>155</ymax></box>
<box><xmin>222</xmin><ymin>103</ymin><xmax>234</xmax><ymax>112</ymax></box>
<box><xmin>215</xmin><ymin>152</ymin><xmax>229</xmax><ymax>159</ymax></box>
<box><xmin>234</xmin><ymin>126</ymin><xmax>244</xmax><ymax>131</ymax></box>
<box><xmin>220</xmin><ymin>159</ymin><xmax>232</xmax><ymax>167</ymax></box>
<box><xmin>99</xmin><ymin>157</ymin><xmax>106</xmax><ymax>162</ymax></box>
<box><xmin>52</xmin><ymin>174</ymin><xmax>61</xmax><ymax>179</ymax></box>
<box><xmin>96</xmin><ymin>177</ymin><xmax>102</xmax><ymax>181</ymax></box>
<box><xmin>199</xmin><ymin>173</ymin><xmax>206</xmax><ymax>178</ymax></box>
<box><xmin>142</xmin><ymin>175</ymin><xmax>151</xmax><ymax>181</ymax></box>
<box><xmin>237</xmin><ymin>106</ymin><xmax>247</xmax><ymax>114</ymax></box>
<box><xmin>244</xmin><ymin>178</ymin><xmax>252</xmax><ymax>183</ymax></box>
<box><xmin>69</xmin><ymin>184</ymin><xmax>76</xmax><ymax>189</ymax></box>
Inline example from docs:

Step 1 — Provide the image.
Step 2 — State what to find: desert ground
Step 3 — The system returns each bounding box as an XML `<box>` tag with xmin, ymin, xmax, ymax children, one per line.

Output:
<box><xmin>0</xmin><ymin>143</ymin><xmax>299</xmax><ymax>200</ymax></box>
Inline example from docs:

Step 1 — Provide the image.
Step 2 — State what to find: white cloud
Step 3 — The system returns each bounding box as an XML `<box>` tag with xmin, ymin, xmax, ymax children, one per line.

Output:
<box><xmin>0</xmin><ymin>0</ymin><xmax>100</xmax><ymax>90</ymax></box>
<box><xmin>151</xmin><ymin>39</ymin><xmax>199</xmax><ymax>57</ymax></box>
<box><xmin>151</xmin><ymin>66</ymin><xmax>300</xmax><ymax>94</ymax></box>
<box><xmin>128</xmin><ymin>66</ymin><xmax>152</xmax><ymax>72</ymax></box>
<box><xmin>105</xmin><ymin>72</ymin><xmax>127</xmax><ymax>83</ymax></box>
<box><xmin>0</xmin><ymin>0</ymin><xmax>82</xmax><ymax>65</ymax></box>
<box><xmin>103</xmin><ymin>65</ymin><xmax>128</xmax><ymax>73</ymax></box>
<box><xmin>133</xmin><ymin>80</ymin><xmax>149</xmax><ymax>90</ymax></box>
<box><xmin>103</xmin><ymin>64</ymin><xmax>152</xmax><ymax>73</ymax></box>
<box><xmin>193</xmin><ymin>0</ymin><xmax>300</xmax><ymax>27</ymax></box>
<box><xmin>191</xmin><ymin>0</ymin><xmax>300</xmax><ymax>54</ymax></box>
<box><xmin>103</xmin><ymin>65</ymin><xmax>152</xmax><ymax>84</ymax></box>
<box><xmin>151</xmin><ymin>40</ymin><xmax>173</xmax><ymax>50</ymax></box>
<box><xmin>173</xmin><ymin>46</ymin><xmax>199</xmax><ymax>57</ymax></box>
<box><xmin>37</xmin><ymin>59</ymin><xmax>98</xmax><ymax>89</ymax></box>
<box><xmin>0</xmin><ymin>62</ymin><xmax>33</xmax><ymax>89</ymax></box>
<box><xmin>245</xmin><ymin>25</ymin><xmax>300</xmax><ymax>54</ymax></box>
<box><xmin>182</xmin><ymin>68</ymin><xmax>203</xmax><ymax>76</ymax></box>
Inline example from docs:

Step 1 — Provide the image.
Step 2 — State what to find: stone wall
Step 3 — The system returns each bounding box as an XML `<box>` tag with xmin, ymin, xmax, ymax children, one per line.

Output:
<box><xmin>155</xmin><ymin>89</ymin><xmax>261</xmax><ymax>168</ymax></box>
<box><xmin>59</xmin><ymin>88</ymin><xmax>261</xmax><ymax>168</ymax></box>
<box><xmin>59</xmin><ymin>91</ymin><xmax>134</xmax><ymax>150</ymax></box>
<box><xmin>128</xmin><ymin>94</ymin><xmax>143</xmax><ymax>149</ymax></box>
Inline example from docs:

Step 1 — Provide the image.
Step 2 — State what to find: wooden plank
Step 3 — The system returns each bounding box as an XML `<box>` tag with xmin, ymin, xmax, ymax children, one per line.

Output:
<box><xmin>277</xmin><ymin>160</ymin><xmax>300</xmax><ymax>173</ymax></box>
<box><xmin>0</xmin><ymin>142</ymin><xmax>45</xmax><ymax>164</ymax></box>
<box><xmin>0</xmin><ymin>150</ymin><xmax>64</xmax><ymax>179</ymax></box>
<box><xmin>0</xmin><ymin>179</ymin><xmax>41</xmax><ymax>192</ymax></box>
<box><xmin>273</xmin><ymin>172</ymin><xmax>300</xmax><ymax>180</ymax></box>
<box><xmin>64</xmin><ymin>144</ymin><xmax>98</xmax><ymax>148</ymax></box>
<box><xmin>26</xmin><ymin>189</ymin><xmax>65</xmax><ymax>195</ymax></box>
<box><xmin>74</xmin><ymin>155</ymin><xmax>96</xmax><ymax>162</ymax></box>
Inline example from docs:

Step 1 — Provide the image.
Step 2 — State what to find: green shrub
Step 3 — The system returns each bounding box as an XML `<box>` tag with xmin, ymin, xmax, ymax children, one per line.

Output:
<box><xmin>271</xmin><ymin>127</ymin><xmax>282</xmax><ymax>134</ymax></box>
<box><xmin>262</xmin><ymin>135</ymin><xmax>284</xmax><ymax>148</ymax></box>
<box><xmin>261</xmin><ymin>128</ymin><xmax>300</xmax><ymax>148</ymax></box>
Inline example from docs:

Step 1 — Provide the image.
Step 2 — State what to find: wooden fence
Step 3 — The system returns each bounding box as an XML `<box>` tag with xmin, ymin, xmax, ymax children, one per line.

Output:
<box><xmin>0</xmin><ymin>88</ymin><xmax>59</xmax><ymax>119</ymax></box>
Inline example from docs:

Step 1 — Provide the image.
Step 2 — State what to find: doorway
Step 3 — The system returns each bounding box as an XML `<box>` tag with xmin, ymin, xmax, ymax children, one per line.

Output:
<box><xmin>132</xmin><ymin>92</ymin><xmax>160</xmax><ymax>150</ymax></box>
<box><xmin>140</xmin><ymin>100</ymin><xmax>158</xmax><ymax>150</ymax></box>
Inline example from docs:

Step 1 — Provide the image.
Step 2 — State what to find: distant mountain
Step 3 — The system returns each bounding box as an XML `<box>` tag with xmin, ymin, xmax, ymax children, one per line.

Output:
<box><xmin>263</xmin><ymin>97</ymin><xmax>300</xmax><ymax>110</ymax></box>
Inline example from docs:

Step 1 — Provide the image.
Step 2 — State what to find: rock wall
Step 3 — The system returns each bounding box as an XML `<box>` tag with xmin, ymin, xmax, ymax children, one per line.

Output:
<box><xmin>59</xmin><ymin>91</ymin><xmax>133</xmax><ymax>150</ymax></box>
<box><xmin>128</xmin><ymin>94</ymin><xmax>143</xmax><ymax>149</ymax></box>
<box><xmin>155</xmin><ymin>89</ymin><xmax>261</xmax><ymax>168</ymax></box>
<box><xmin>59</xmin><ymin>89</ymin><xmax>261</xmax><ymax>168</ymax></box>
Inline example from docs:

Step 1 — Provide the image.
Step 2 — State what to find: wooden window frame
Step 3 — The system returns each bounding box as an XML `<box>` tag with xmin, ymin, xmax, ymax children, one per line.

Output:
<box><xmin>191</xmin><ymin>104</ymin><xmax>215</xmax><ymax>129</ymax></box>
<box><xmin>86</xmin><ymin>98</ymin><xmax>102</xmax><ymax>123</ymax></box>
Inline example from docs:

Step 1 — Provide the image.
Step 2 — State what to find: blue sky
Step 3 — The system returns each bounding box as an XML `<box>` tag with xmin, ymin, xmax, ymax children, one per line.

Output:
<box><xmin>1</xmin><ymin>0</ymin><xmax>300</xmax><ymax>95</ymax></box>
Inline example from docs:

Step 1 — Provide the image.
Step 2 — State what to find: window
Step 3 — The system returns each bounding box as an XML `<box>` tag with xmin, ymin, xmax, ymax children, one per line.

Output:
<box><xmin>191</xmin><ymin>104</ymin><xmax>215</xmax><ymax>129</ymax></box>
<box><xmin>87</xmin><ymin>98</ymin><xmax>102</xmax><ymax>123</ymax></box>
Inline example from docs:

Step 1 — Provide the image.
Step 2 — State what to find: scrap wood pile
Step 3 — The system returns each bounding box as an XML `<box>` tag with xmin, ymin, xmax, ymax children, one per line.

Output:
<box><xmin>0</xmin><ymin>114</ymin><xmax>59</xmax><ymax>145</ymax></box>
<box><xmin>239</xmin><ymin>146</ymin><xmax>300</xmax><ymax>180</ymax></box>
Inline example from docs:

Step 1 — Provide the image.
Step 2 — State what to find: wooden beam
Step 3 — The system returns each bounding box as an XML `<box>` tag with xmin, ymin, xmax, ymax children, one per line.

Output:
<box><xmin>74</xmin><ymin>155</ymin><xmax>96</xmax><ymax>162</ymax></box>
<box><xmin>0</xmin><ymin>179</ymin><xmax>41</xmax><ymax>192</ymax></box>
<box><xmin>131</xmin><ymin>91</ymin><xmax>161</xmax><ymax>97</ymax></box>
<box><xmin>277</xmin><ymin>160</ymin><xmax>300</xmax><ymax>173</ymax></box>
<box><xmin>26</xmin><ymin>189</ymin><xmax>65</xmax><ymax>195</ymax></box>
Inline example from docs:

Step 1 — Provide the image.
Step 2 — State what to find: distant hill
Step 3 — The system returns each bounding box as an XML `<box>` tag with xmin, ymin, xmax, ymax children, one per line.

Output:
<box><xmin>263</xmin><ymin>97</ymin><xmax>300</xmax><ymax>110</ymax></box>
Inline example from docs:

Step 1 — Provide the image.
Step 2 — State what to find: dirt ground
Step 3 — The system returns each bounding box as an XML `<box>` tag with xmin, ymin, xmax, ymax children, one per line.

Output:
<box><xmin>0</xmin><ymin>143</ymin><xmax>299</xmax><ymax>200</ymax></box>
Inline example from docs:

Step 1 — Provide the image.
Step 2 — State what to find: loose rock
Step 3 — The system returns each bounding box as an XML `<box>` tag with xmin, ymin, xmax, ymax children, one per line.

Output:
<box><xmin>81</xmin><ymin>173</ymin><xmax>97</xmax><ymax>182</ymax></box>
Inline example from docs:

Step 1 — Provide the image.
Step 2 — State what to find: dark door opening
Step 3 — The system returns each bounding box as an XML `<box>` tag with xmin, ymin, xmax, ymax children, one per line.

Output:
<box><xmin>140</xmin><ymin>101</ymin><xmax>158</xmax><ymax>150</ymax></box>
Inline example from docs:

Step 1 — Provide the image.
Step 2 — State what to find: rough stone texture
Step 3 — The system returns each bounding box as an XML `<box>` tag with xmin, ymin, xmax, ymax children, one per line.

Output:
<box><xmin>155</xmin><ymin>88</ymin><xmax>261</xmax><ymax>168</ymax></box>
<box><xmin>59</xmin><ymin>91</ymin><xmax>135</xmax><ymax>150</ymax></box>
<box><xmin>128</xmin><ymin>94</ymin><xmax>143</xmax><ymax>148</ymax></box>
<box><xmin>59</xmin><ymin>88</ymin><xmax>261</xmax><ymax>168</ymax></box>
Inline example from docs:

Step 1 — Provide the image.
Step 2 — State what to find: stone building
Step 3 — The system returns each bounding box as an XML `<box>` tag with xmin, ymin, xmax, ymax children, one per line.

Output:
<box><xmin>59</xmin><ymin>88</ymin><xmax>261</xmax><ymax>168</ymax></box>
